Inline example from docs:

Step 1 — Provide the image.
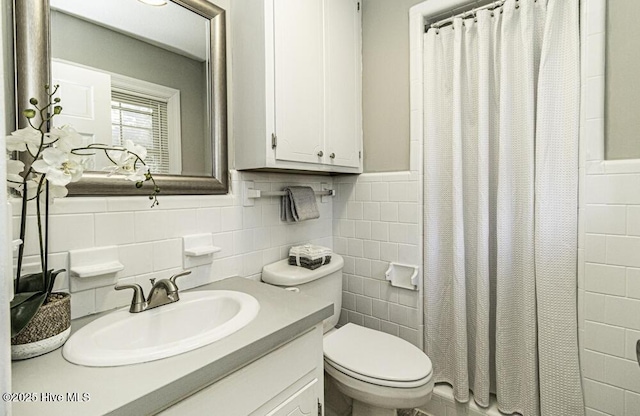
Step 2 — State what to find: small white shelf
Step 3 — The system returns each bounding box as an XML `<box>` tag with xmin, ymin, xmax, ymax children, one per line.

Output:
<box><xmin>183</xmin><ymin>233</ymin><xmax>219</xmax><ymax>268</ymax></box>
<box><xmin>12</xmin><ymin>239</ymin><xmax>23</xmax><ymax>252</ymax></box>
<box><xmin>185</xmin><ymin>246</ymin><xmax>222</xmax><ymax>257</ymax></box>
<box><xmin>68</xmin><ymin>246</ymin><xmax>124</xmax><ymax>292</ymax></box>
<box><xmin>70</xmin><ymin>261</ymin><xmax>124</xmax><ymax>278</ymax></box>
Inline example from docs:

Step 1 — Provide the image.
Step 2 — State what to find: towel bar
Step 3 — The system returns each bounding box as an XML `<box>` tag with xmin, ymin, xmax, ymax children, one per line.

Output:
<box><xmin>249</xmin><ymin>189</ymin><xmax>335</xmax><ymax>198</ymax></box>
<box><xmin>242</xmin><ymin>180</ymin><xmax>335</xmax><ymax>206</ymax></box>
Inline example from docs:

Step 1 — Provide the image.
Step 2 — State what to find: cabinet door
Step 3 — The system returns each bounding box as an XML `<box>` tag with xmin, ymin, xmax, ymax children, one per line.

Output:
<box><xmin>265</xmin><ymin>378</ymin><xmax>319</xmax><ymax>416</ymax></box>
<box><xmin>273</xmin><ymin>0</ymin><xmax>325</xmax><ymax>165</ymax></box>
<box><xmin>324</xmin><ymin>0</ymin><xmax>361</xmax><ymax>168</ymax></box>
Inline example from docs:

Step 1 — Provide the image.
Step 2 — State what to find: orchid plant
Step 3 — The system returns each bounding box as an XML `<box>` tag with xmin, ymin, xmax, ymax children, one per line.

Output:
<box><xmin>7</xmin><ymin>85</ymin><xmax>160</xmax><ymax>337</ymax></box>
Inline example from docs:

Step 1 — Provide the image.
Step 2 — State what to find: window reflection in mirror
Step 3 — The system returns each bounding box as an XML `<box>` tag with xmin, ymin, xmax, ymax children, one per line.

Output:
<box><xmin>605</xmin><ymin>0</ymin><xmax>640</xmax><ymax>160</ymax></box>
<box><xmin>50</xmin><ymin>0</ymin><xmax>212</xmax><ymax>176</ymax></box>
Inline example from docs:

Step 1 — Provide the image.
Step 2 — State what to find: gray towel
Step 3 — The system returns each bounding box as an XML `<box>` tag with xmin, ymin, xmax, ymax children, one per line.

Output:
<box><xmin>280</xmin><ymin>186</ymin><xmax>320</xmax><ymax>222</ymax></box>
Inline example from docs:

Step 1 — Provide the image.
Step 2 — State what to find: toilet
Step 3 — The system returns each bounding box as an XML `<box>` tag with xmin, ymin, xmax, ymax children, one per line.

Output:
<box><xmin>262</xmin><ymin>254</ymin><xmax>433</xmax><ymax>416</ymax></box>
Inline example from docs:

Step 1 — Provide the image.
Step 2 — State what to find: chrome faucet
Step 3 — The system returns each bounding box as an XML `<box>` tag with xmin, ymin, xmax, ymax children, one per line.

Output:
<box><xmin>115</xmin><ymin>270</ymin><xmax>192</xmax><ymax>313</ymax></box>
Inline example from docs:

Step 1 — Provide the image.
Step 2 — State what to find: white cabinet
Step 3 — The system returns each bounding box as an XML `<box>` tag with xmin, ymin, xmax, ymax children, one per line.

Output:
<box><xmin>265</xmin><ymin>379</ymin><xmax>320</xmax><ymax>416</ymax></box>
<box><xmin>273</xmin><ymin>0</ymin><xmax>325</xmax><ymax>166</ymax></box>
<box><xmin>233</xmin><ymin>0</ymin><xmax>362</xmax><ymax>174</ymax></box>
<box><xmin>324</xmin><ymin>0</ymin><xmax>362</xmax><ymax>169</ymax></box>
<box><xmin>158</xmin><ymin>325</ymin><xmax>325</xmax><ymax>416</ymax></box>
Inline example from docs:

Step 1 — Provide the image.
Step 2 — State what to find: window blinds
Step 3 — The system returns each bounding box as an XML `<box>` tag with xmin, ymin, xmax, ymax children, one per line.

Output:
<box><xmin>111</xmin><ymin>90</ymin><xmax>170</xmax><ymax>174</ymax></box>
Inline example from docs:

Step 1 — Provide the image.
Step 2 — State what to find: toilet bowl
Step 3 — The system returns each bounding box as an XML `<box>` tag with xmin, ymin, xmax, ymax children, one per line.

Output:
<box><xmin>262</xmin><ymin>255</ymin><xmax>434</xmax><ymax>415</ymax></box>
<box><xmin>324</xmin><ymin>323</ymin><xmax>433</xmax><ymax>416</ymax></box>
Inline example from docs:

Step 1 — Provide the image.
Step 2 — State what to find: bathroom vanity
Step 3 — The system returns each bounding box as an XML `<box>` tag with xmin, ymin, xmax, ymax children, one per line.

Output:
<box><xmin>11</xmin><ymin>277</ymin><xmax>333</xmax><ymax>416</ymax></box>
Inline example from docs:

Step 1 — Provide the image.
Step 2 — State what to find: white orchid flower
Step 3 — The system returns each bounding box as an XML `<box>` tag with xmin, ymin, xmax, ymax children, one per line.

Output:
<box><xmin>22</xmin><ymin>177</ymin><xmax>40</xmax><ymax>200</ymax></box>
<box><xmin>47</xmin><ymin>182</ymin><xmax>69</xmax><ymax>199</ymax></box>
<box><xmin>6</xmin><ymin>159</ymin><xmax>25</xmax><ymax>190</ymax></box>
<box><xmin>5</xmin><ymin>127</ymin><xmax>46</xmax><ymax>154</ymax></box>
<box><xmin>103</xmin><ymin>161</ymin><xmax>150</xmax><ymax>182</ymax></box>
<box><xmin>105</xmin><ymin>140</ymin><xmax>149</xmax><ymax>182</ymax></box>
<box><xmin>124</xmin><ymin>140</ymin><xmax>147</xmax><ymax>161</ymax></box>
<box><xmin>31</xmin><ymin>147</ymin><xmax>86</xmax><ymax>186</ymax></box>
<box><xmin>20</xmin><ymin>175</ymin><xmax>68</xmax><ymax>201</ymax></box>
<box><xmin>124</xmin><ymin>165</ymin><xmax>150</xmax><ymax>182</ymax></box>
<box><xmin>47</xmin><ymin>125</ymin><xmax>84</xmax><ymax>153</ymax></box>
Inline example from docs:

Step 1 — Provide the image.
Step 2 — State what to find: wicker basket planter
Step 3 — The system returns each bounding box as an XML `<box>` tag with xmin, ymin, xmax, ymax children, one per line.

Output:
<box><xmin>11</xmin><ymin>292</ymin><xmax>71</xmax><ymax>360</ymax></box>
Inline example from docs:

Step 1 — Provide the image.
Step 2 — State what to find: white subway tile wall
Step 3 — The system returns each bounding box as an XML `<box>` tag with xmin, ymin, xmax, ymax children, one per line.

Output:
<box><xmin>333</xmin><ymin>172</ymin><xmax>423</xmax><ymax>348</ymax></box>
<box><xmin>580</xmin><ymin>1</ymin><xmax>640</xmax><ymax>415</ymax></box>
<box><xmin>11</xmin><ymin>171</ymin><xmax>333</xmax><ymax>319</ymax></box>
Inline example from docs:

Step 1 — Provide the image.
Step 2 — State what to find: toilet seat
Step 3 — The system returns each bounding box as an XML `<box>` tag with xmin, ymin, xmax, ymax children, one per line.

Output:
<box><xmin>324</xmin><ymin>357</ymin><xmax>432</xmax><ymax>388</ymax></box>
<box><xmin>323</xmin><ymin>323</ymin><xmax>433</xmax><ymax>389</ymax></box>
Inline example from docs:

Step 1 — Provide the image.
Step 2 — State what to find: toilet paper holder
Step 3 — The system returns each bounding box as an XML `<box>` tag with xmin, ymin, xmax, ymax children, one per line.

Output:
<box><xmin>385</xmin><ymin>263</ymin><xmax>419</xmax><ymax>291</ymax></box>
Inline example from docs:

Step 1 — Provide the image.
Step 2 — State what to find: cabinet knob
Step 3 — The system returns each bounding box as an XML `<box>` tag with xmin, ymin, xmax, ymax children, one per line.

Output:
<box><xmin>329</xmin><ymin>153</ymin><xmax>336</xmax><ymax>159</ymax></box>
<box><xmin>317</xmin><ymin>151</ymin><xmax>324</xmax><ymax>157</ymax></box>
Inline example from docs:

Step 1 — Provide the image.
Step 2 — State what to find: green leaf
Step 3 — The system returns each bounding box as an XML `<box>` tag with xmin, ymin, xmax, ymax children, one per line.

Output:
<box><xmin>46</xmin><ymin>269</ymin><xmax>65</xmax><ymax>294</ymax></box>
<box><xmin>15</xmin><ymin>269</ymin><xmax>65</xmax><ymax>295</ymax></box>
<box><xmin>10</xmin><ymin>292</ymin><xmax>43</xmax><ymax>309</ymax></box>
<box><xmin>15</xmin><ymin>271</ymin><xmax>47</xmax><ymax>293</ymax></box>
<box><xmin>10</xmin><ymin>292</ymin><xmax>47</xmax><ymax>337</ymax></box>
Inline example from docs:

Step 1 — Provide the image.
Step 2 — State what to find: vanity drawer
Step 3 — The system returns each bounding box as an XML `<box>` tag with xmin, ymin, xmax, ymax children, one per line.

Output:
<box><xmin>158</xmin><ymin>324</ymin><xmax>324</xmax><ymax>416</ymax></box>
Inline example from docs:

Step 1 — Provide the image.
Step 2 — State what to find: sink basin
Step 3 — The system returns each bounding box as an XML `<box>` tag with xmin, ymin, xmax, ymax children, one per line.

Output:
<box><xmin>62</xmin><ymin>290</ymin><xmax>260</xmax><ymax>367</ymax></box>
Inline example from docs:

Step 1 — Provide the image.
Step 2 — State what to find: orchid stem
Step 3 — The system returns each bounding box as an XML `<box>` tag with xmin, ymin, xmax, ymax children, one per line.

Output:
<box><xmin>44</xmin><ymin>181</ymin><xmax>49</xmax><ymax>291</ymax></box>
<box><xmin>35</xmin><ymin>175</ymin><xmax>46</xmax><ymax>285</ymax></box>
<box><xmin>14</xmin><ymin>180</ymin><xmax>28</xmax><ymax>290</ymax></box>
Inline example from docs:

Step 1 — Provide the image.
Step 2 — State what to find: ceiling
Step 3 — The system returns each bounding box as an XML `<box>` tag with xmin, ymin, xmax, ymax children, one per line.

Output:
<box><xmin>51</xmin><ymin>0</ymin><xmax>209</xmax><ymax>61</ymax></box>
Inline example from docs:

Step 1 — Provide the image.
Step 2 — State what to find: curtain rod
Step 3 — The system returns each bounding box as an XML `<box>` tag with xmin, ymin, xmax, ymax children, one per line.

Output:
<box><xmin>427</xmin><ymin>0</ymin><xmax>507</xmax><ymax>31</ymax></box>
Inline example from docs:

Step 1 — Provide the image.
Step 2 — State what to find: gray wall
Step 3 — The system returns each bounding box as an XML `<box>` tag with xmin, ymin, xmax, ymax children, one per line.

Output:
<box><xmin>51</xmin><ymin>11</ymin><xmax>209</xmax><ymax>175</ymax></box>
<box><xmin>362</xmin><ymin>0</ymin><xmax>423</xmax><ymax>173</ymax></box>
<box><xmin>605</xmin><ymin>0</ymin><xmax>640</xmax><ymax>160</ymax></box>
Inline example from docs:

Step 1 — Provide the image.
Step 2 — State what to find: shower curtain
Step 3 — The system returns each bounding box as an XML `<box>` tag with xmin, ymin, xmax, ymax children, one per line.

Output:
<box><xmin>423</xmin><ymin>0</ymin><xmax>583</xmax><ymax>415</ymax></box>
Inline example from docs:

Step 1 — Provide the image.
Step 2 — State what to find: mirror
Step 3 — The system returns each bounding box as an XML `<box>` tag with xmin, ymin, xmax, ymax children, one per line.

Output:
<box><xmin>605</xmin><ymin>0</ymin><xmax>640</xmax><ymax>160</ymax></box>
<box><xmin>14</xmin><ymin>0</ymin><xmax>228</xmax><ymax>195</ymax></box>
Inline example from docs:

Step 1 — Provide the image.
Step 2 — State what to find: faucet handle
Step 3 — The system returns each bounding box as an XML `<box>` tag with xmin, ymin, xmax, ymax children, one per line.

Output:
<box><xmin>115</xmin><ymin>283</ymin><xmax>147</xmax><ymax>313</ymax></box>
<box><xmin>169</xmin><ymin>270</ymin><xmax>192</xmax><ymax>288</ymax></box>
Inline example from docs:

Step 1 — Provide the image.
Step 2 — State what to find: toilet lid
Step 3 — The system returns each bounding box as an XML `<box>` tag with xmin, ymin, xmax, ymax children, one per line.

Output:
<box><xmin>323</xmin><ymin>324</ymin><xmax>432</xmax><ymax>387</ymax></box>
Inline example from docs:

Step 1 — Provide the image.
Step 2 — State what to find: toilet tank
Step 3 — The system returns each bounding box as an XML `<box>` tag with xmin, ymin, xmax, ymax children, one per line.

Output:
<box><xmin>262</xmin><ymin>254</ymin><xmax>344</xmax><ymax>333</ymax></box>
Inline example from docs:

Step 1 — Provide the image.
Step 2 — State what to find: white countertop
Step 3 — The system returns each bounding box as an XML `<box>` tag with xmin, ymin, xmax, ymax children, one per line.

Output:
<box><xmin>11</xmin><ymin>277</ymin><xmax>333</xmax><ymax>416</ymax></box>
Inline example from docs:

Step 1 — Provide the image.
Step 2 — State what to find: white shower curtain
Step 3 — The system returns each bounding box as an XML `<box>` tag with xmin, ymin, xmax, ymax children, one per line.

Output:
<box><xmin>423</xmin><ymin>0</ymin><xmax>583</xmax><ymax>415</ymax></box>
